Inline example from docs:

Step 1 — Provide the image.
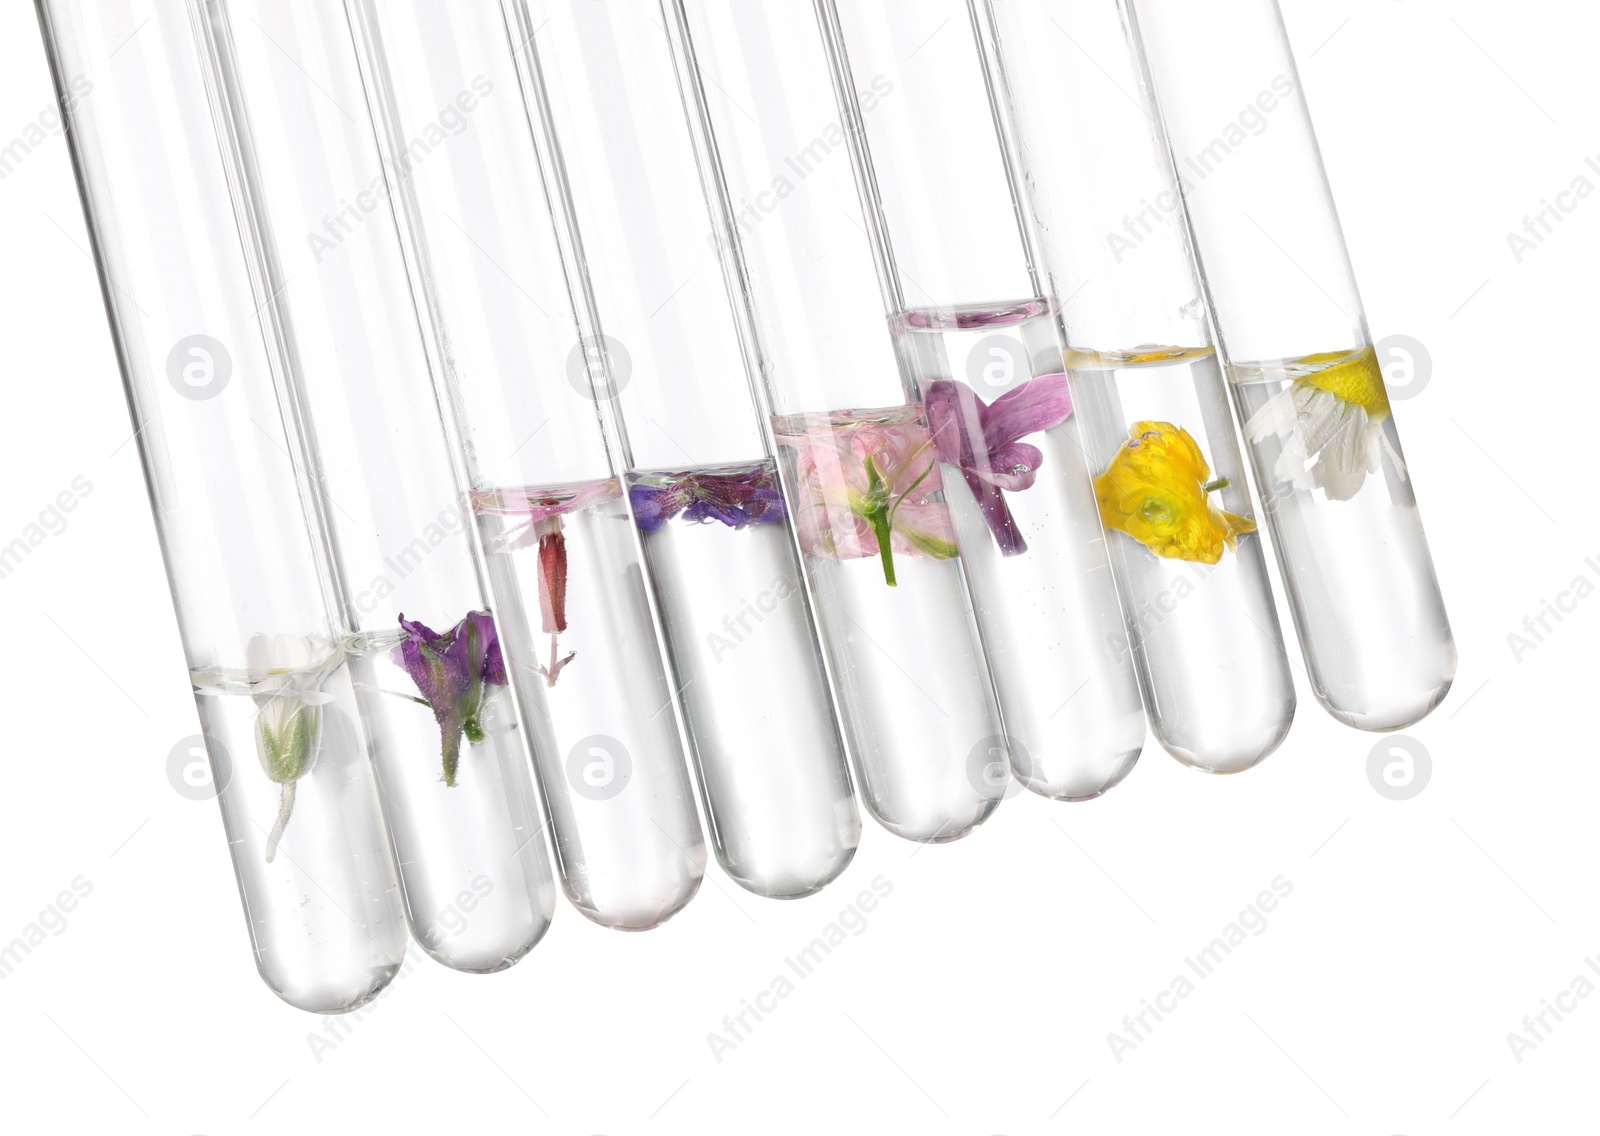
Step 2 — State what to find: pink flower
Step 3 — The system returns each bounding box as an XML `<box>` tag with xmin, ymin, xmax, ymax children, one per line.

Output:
<box><xmin>471</xmin><ymin>477</ymin><xmax>621</xmax><ymax>685</ymax></box>
<box><xmin>777</xmin><ymin>409</ymin><xmax>958</xmax><ymax>586</ymax></box>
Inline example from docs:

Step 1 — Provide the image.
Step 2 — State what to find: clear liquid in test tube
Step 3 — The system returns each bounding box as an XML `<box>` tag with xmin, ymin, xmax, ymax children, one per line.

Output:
<box><xmin>197</xmin><ymin>0</ymin><xmax>556</xmax><ymax>970</ymax></box>
<box><xmin>973</xmin><ymin>0</ymin><xmax>1297</xmax><ymax>772</ymax></box>
<box><xmin>38</xmin><ymin>0</ymin><xmax>407</xmax><ymax>1009</ymax></box>
<box><xmin>1124</xmin><ymin>0</ymin><xmax>1455</xmax><ymax>730</ymax></box>
<box><xmin>816</xmin><ymin>0</ymin><xmax>1147</xmax><ymax>801</ymax></box>
<box><xmin>344</xmin><ymin>0</ymin><xmax>705</xmax><ymax>928</ymax></box>
<box><xmin>523</xmin><ymin>0</ymin><xmax>860</xmax><ymax>898</ymax></box>
<box><xmin>668</xmin><ymin>0</ymin><xmax>1008</xmax><ymax>840</ymax></box>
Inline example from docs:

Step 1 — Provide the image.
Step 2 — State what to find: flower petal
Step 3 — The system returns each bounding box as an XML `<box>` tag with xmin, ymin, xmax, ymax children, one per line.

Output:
<box><xmin>393</xmin><ymin>620</ymin><xmax>454</xmax><ymax>720</ymax></box>
<box><xmin>398</xmin><ymin>615</ymin><xmax>441</xmax><ymax>643</ymax></box>
<box><xmin>629</xmin><ymin>483</ymin><xmax>679</xmax><ymax>533</ymax></box>
<box><xmin>809</xmin><ymin>503</ymin><xmax>877</xmax><ymax>560</ymax></box>
<box><xmin>1093</xmin><ymin>421</ymin><xmax>1254</xmax><ymax>564</ymax></box>
<box><xmin>461</xmin><ymin>611</ymin><xmax>505</xmax><ymax>687</ymax></box>
<box><xmin>537</xmin><ymin>529</ymin><xmax>569</xmax><ymax>634</ymax></box>
<box><xmin>743</xmin><ymin>487</ymin><xmax>786</xmax><ymax>525</ymax></box>
<box><xmin>888</xmin><ymin>499</ymin><xmax>958</xmax><ymax>553</ymax></box>
<box><xmin>391</xmin><ymin>611</ymin><xmax>508</xmax><ymax>786</ymax></box>
<box><xmin>924</xmin><ymin>380</ymin><xmax>984</xmax><ymax>469</ymax></box>
<box><xmin>970</xmin><ymin>441</ymin><xmax>1044</xmax><ymax>492</ymax></box>
<box><xmin>982</xmin><ymin>372</ymin><xmax>1071</xmax><ymax>450</ymax></box>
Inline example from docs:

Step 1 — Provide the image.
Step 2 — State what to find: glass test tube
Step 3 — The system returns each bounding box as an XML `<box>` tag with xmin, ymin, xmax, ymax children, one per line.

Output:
<box><xmin>972</xmin><ymin>0</ymin><xmax>1297</xmax><ymax>772</ymax></box>
<box><xmin>525</xmin><ymin>1</ymin><xmax>860</xmax><ymax>898</ymax></box>
<box><xmin>668</xmin><ymin>0</ymin><xmax>1007</xmax><ymax>840</ymax></box>
<box><xmin>195</xmin><ymin>0</ymin><xmax>556</xmax><ymax>971</ymax></box>
<box><xmin>1125</xmin><ymin>0</ymin><xmax>1455</xmax><ymax>729</ymax></box>
<box><xmin>816</xmin><ymin>0</ymin><xmax>1147</xmax><ymax>801</ymax></box>
<box><xmin>37</xmin><ymin>0</ymin><xmax>406</xmax><ymax>1010</ymax></box>
<box><xmin>344</xmin><ymin>0</ymin><xmax>705</xmax><ymax>929</ymax></box>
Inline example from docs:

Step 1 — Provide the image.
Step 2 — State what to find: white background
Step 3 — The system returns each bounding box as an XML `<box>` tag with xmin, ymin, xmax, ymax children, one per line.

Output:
<box><xmin>1</xmin><ymin>0</ymin><xmax>1595</xmax><ymax>1132</ymax></box>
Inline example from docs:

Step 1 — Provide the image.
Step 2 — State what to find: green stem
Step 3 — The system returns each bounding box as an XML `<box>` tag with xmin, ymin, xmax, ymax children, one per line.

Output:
<box><xmin>860</xmin><ymin>454</ymin><xmax>899</xmax><ymax>587</ymax></box>
<box><xmin>265</xmin><ymin>781</ymin><xmax>295</xmax><ymax>863</ymax></box>
<box><xmin>1202</xmin><ymin>477</ymin><xmax>1230</xmax><ymax>493</ymax></box>
<box><xmin>869</xmin><ymin>512</ymin><xmax>898</xmax><ymax>586</ymax></box>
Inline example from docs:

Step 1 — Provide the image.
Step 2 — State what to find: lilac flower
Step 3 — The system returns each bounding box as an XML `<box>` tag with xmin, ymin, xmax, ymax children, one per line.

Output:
<box><xmin>924</xmin><ymin>373</ymin><xmax>1073</xmax><ymax>556</ymax></box>
<box><xmin>629</xmin><ymin>462</ymin><xmax>786</xmax><ymax>534</ymax></box>
<box><xmin>392</xmin><ymin>611</ymin><xmax>506</xmax><ymax>787</ymax></box>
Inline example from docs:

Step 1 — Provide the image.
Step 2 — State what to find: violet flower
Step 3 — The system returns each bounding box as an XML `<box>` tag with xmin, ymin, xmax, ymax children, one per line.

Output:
<box><xmin>629</xmin><ymin>462</ymin><xmax>786</xmax><ymax>534</ymax></box>
<box><xmin>392</xmin><ymin>611</ymin><xmax>506</xmax><ymax>787</ymax></box>
<box><xmin>924</xmin><ymin>373</ymin><xmax>1072</xmax><ymax>556</ymax></box>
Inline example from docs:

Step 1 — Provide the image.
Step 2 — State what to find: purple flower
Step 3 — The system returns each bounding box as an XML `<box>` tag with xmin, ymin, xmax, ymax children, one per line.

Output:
<box><xmin>392</xmin><ymin>611</ymin><xmax>506</xmax><ymax>787</ymax></box>
<box><xmin>629</xmin><ymin>462</ymin><xmax>787</xmax><ymax>534</ymax></box>
<box><xmin>924</xmin><ymin>373</ymin><xmax>1073</xmax><ymax>556</ymax></box>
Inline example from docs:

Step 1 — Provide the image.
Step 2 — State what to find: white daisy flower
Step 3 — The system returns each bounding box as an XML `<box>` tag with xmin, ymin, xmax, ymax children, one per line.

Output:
<box><xmin>1243</xmin><ymin>347</ymin><xmax>1406</xmax><ymax>502</ymax></box>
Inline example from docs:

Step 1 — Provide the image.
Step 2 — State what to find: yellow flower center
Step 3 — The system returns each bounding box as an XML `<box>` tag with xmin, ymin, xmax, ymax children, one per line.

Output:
<box><xmin>1295</xmin><ymin>346</ymin><xmax>1390</xmax><ymax>420</ymax></box>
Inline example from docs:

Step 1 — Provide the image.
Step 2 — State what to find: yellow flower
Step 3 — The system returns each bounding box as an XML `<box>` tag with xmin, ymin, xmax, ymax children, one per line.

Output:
<box><xmin>1093</xmin><ymin>421</ymin><xmax>1257</xmax><ymax>564</ymax></box>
